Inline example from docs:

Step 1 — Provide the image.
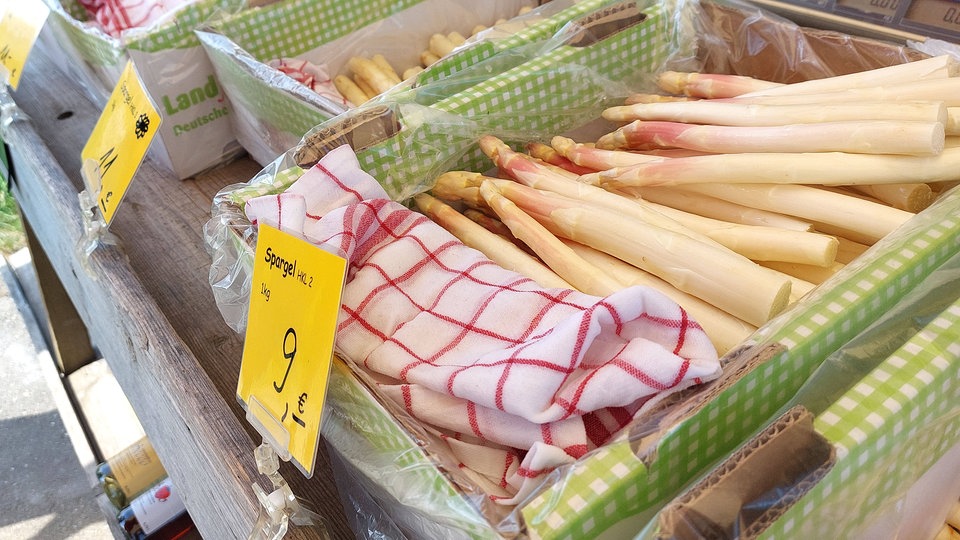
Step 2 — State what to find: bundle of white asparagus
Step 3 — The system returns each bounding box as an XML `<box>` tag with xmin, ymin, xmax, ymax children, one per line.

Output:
<box><xmin>333</xmin><ymin>5</ymin><xmax>535</xmax><ymax>105</ymax></box>
<box><xmin>414</xmin><ymin>55</ymin><xmax>960</xmax><ymax>356</ymax></box>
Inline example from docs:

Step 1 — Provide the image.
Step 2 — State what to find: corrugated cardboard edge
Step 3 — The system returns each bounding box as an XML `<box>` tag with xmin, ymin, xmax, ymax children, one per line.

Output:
<box><xmin>630</xmin><ymin>342</ymin><xmax>785</xmax><ymax>464</ymax></box>
<box><xmin>656</xmin><ymin>405</ymin><xmax>836</xmax><ymax>540</ymax></box>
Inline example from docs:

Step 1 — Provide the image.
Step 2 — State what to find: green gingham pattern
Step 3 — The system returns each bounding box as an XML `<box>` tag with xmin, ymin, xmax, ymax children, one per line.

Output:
<box><xmin>760</xmin><ymin>300</ymin><xmax>960</xmax><ymax>539</ymax></box>
<box><xmin>223</xmin><ymin>166</ymin><xmax>305</xmax><ymax>208</ymax></box>
<box><xmin>415</xmin><ymin>0</ymin><xmax>612</xmax><ymax>89</ymax></box>
<box><xmin>201</xmin><ymin>35</ymin><xmax>337</xmax><ymax>146</ymax></box>
<box><xmin>50</xmin><ymin>0</ymin><xmax>245</xmax><ymax>66</ymax></box>
<box><xmin>323</xmin><ymin>358</ymin><xmax>498</xmax><ymax>539</ymax></box>
<box><xmin>523</xmin><ymin>441</ymin><xmax>651</xmax><ymax>539</ymax></box>
<box><xmin>124</xmin><ymin>0</ymin><xmax>246</xmax><ymax>52</ymax></box>
<box><xmin>526</xmin><ymin>190</ymin><xmax>960</xmax><ymax>539</ymax></box>
<box><xmin>46</xmin><ymin>4</ymin><xmax>124</xmax><ymax>66</ymax></box>
<box><xmin>346</xmin><ymin>1</ymin><xmax>676</xmax><ymax>201</ymax></box>
<box><xmin>212</xmin><ymin>0</ymin><xmax>424</xmax><ymax>61</ymax></box>
<box><xmin>58</xmin><ymin>0</ymin><xmax>88</xmax><ymax>20</ymax></box>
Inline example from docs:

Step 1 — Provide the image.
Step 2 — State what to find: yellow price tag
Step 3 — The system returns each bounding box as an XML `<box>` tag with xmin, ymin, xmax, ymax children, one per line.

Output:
<box><xmin>239</xmin><ymin>224</ymin><xmax>346</xmax><ymax>478</ymax></box>
<box><xmin>0</xmin><ymin>1</ymin><xmax>48</xmax><ymax>90</ymax></box>
<box><xmin>80</xmin><ymin>61</ymin><xmax>161</xmax><ymax>226</ymax></box>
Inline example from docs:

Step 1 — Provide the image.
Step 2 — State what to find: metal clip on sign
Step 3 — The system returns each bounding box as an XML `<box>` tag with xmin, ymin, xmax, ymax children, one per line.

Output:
<box><xmin>248</xmin><ymin>442</ymin><xmax>328</xmax><ymax>540</ymax></box>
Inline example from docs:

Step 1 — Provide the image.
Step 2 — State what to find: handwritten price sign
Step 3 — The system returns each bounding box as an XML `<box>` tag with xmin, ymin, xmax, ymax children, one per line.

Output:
<box><xmin>0</xmin><ymin>2</ymin><xmax>48</xmax><ymax>90</ymax></box>
<box><xmin>80</xmin><ymin>61</ymin><xmax>160</xmax><ymax>226</ymax></box>
<box><xmin>239</xmin><ymin>224</ymin><xmax>346</xmax><ymax>478</ymax></box>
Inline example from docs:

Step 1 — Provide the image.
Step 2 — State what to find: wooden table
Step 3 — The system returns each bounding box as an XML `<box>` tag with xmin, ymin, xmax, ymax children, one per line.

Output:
<box><xmin>4</xmin><ymin>41</ymin><xmax>352</xmax><ymax>539</ymax></box>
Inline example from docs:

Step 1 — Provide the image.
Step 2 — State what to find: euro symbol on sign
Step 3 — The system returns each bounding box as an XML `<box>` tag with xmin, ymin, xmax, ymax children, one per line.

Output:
<box><xmin>298</xmin><ymin>393</ymin><xmax>307</xmax><ymax>414</ymax></box>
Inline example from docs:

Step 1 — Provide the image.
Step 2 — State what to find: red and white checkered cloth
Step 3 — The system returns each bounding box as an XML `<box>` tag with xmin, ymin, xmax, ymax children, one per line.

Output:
<box><xmin>78</xmin><ymin>0</ymin><xmax>192</xmax><ymax>37</ymax></box>
<box><xmin>245</xmin><ymin>145</ymin><xmax>721</xmax><ymax>504</ymax></box>
<box><xmin>266</xmin><ymin>58</ymin><xmax>350</xmax><ymax>108</ymax></box>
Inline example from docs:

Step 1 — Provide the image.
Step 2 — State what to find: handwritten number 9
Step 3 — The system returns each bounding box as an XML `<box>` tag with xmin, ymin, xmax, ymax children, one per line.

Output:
<box><xmin>275</xmin><ymin>328</ymin><xmax>295</xmax><ymax>393</ymax></box>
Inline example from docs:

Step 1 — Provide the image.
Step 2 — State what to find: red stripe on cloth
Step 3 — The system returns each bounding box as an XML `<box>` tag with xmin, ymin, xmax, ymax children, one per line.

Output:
<box><xmin>276</xmin><ymin>196</ymin><xmax>282</xmax><ymax>230</ymax></box>
<box><xmin>583</xmin><ymin>411</ymin><xmax>612</xmax><ymax>448</ymax></box>
<box><xmin>610</xmin><ymin>358</ymin><xmax>678</xmax><ymax>391</ymax></box>
<box><xmin>317</xmin><ymin>162</ymin><xmax>365</xmax><ymax>204</ymax></box>
<box><xmin>515</xmin><ymin>465</ymin><xmax>551</xmax><ymax>479</ymax></box>
<box><xmin>563</xmin><ymin>444</ymin><xmax>588</xmax><ymax>458</ymax></box>
<box><xmin>466</xmin><ymin>401</ymin><xmax>483</xmax><ymax>439</ymax></box>
<box><xmin>401</xmin><ymin>385</ymin><xmax>413</xmax><ymax>413</ymax></box>
<box><xmin>499</xmin><ymin>452</ymin><xmax>516</xmax><ymax>489</ymax></box>
<box><xmin>673</xmin><ymin>308</ymin><xmax>689</xmax><ymax>355</ymax></box>
<box><xmin>540</xmin><ymin>422</ymin><xmax>554</xmax><ymax>446</ymax></box>
<box><xmin>555</xmin><ymin>341</ymin><xmax>631</xmax><ymax>420</ymax></box>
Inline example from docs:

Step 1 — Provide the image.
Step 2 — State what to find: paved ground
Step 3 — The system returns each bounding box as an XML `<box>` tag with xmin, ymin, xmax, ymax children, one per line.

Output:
<box><xmin>0</xmin><ymin>252</ymin><xmax>113</xmax><ymax>539</ymax></box>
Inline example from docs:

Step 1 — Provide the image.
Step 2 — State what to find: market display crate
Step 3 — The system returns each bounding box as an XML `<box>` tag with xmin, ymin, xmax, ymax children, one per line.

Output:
<box><xmin>196</xmin><ymin>0</ymin><xmax>618</xmax><ymax>166</ymax></box>
<box><xmin>39</xmin><ymin>0</ymin><xmax>248</xmax><ymax>179</ymax></box>
<box><xmin>201</xmin><ymin>1</ymin><xmax>958</xmax><ymax>539</ymax></box>
<box><xmin>642</xmin><ymin>243</ymin><xmax>960</xmax><ymax>539</ymax></box>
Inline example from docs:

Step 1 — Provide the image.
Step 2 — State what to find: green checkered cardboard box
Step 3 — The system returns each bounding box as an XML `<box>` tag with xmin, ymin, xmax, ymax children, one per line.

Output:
<box><xmin>43</xmin><ymin>0</ymin><xmax>246</xmax><ymax>94</ymax></box>
<box><xmin>762</xmin><ymin>299</ymin><xmax>960</xmax><ymax>539</ymax></box>
<box><xmin>42</xmin><ymin>0</ymin><xmax>250</xmax><ymax>178</ymax></box>
<box><xmin>198</xmin><ymin>0</ymin><xmax>620</xmax><ymax>166</ymax></box>
<box><xmin>294</xmin><ymin>0</ymin><xmax>688</xmax><ymax>204</ymax></box>
<box><xmin>410</xmin><ymin>0</ymin><xmax>617</xmax><ymax>102</ymax></box>
<box><xmin>198</xmin><ymin>0</ymin><xmax>428</xmax><ymax>165</ymax></box>
<box><xmin>307</xmin><ymin>186</ymin><xmax>960</xmax><ymax>539</ymax></box>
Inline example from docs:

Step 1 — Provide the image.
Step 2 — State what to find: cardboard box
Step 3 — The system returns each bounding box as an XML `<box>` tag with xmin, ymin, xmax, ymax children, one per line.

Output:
<box><xmin>202</xmin><ymin>1</ymin><xmax>955</xmax><ymax>538</ymax></box>
<box><xmin>40</xmin><ymin>0</ymin><xmax>247</xmax><ymax>179</ymax></box>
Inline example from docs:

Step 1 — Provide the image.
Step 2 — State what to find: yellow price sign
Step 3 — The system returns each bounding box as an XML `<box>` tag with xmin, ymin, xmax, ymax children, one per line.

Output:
<box><xmin>81</xmin><ymin>61</ymin><xmax>161</xmax><ymax>226</ymax></box>
<box><xmin>239</xmin><ymin>224</ymin><xmax>346</xmax><ymax>478</ymax></box>
<box><xmin>0</xmin><ymin>1</ymin><xmax>49</xmax><ymax>90</ymax></box>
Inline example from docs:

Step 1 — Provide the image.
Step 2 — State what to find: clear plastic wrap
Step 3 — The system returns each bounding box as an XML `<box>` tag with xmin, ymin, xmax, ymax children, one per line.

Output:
<box><xmin>198</xmin><ymin>0</ymin><xmax>607</xmax><ymax>166</ymax></box>
<box><xmin>203</xmin><ymin>0</ymin><xmax>959</xmax><ymax>538</ymax></box>
<box><xmin>640</xmin><ymin>241</ymin><xmax>960</xmax><ymax>540</ymax></box>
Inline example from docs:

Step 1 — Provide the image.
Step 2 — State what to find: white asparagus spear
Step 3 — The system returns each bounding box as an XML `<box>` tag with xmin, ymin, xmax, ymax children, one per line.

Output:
<box><xmin>731</xmin><ymin>77</ymin><xmax>960</xmax><ymax>106</ymax></box>
<box><xmin>596</xmin><ymin>120</ymin><xmax>945</xmax><ymax>156</ymax></box>
<box><xmin>675</xmin><ymin>183</ymin><xmax>913</xmax><ymax>244</ymax></box>
<box><xmin>598</xmin><ymin>147</ymin><xmax>960</xmax><ymax>187</ymax></box>
<box><xmin>946</xmin><ymin>500</ymin><xmax>960</xmax><ymax>530</ymax></box>
<box><xmin>625</xmin><ymin>186</ymin><xmax>813</xmax><ymax>231</ymax></box>
<box><xmin>429</xmin><ymin>33</ymin><xmax>457</xmax><ymax>57</ymax></box>
<box><xmin>487</xmin><ymin>179</ymin><xmax>809</xmax><ymax>314</ymax></box>
<box><xmin>413</xmin><ymin>193</ymin><xmax>572</xmax><ymax>290</ymax></box>
<box><xmin>547</xmin><ymin>205</ymin><xmax>792</xmax><ymax>327</ymax></box>
<box><xmin>934</xmin><ymin>524</ymin><xmax>960</xmax><ymax>540</ymax></box>
<box><xmin>478</xmin><ymin>135</ymin><xmax>725</xmax><ymax>248</ymax></box>
<box><xmin>552</xmin><ymin>136</ymin><xmax>662</xmax><ymax>169</ymax></box>
<box><xmin>625</xmin><ymin>93</ymin><xmax>696</xmax><ymax>104</ymax></box>
<box><xmin>479</xmin><ymin>182</ymin><xmax>624</xmax><ymax>296</ymax></box>
<box><xmin>657</xmin><ymin>71</ymin><xmax>783</xmax><ymax>98</ymax></box>
<box><xmin>640</xmin><ymin>201</ymin><xmax>839</xmax><ymax>266</ymax></box>
<box><xmin>603</xmin><ymin>100</ymin><xmax>948</xmax><ymax>127</ymax></box>
<box><xmin>761</xmin><ymin>260</ymin><xmax>844</xmax><ymax>285</ymax></box>
<box><xmin>431</xmin><ymin>171</ymin><xmax>487</xmax><ymax>209</ymax></box>
<box><xmin>834</xmin><ymin>236</ymin><xmax>870</xmax><ymax>264</ymax></box>
<box><xmin>850</xmin><ymin>183</ymin><xmax>936</xmax><ymax>212</ymax></box>
<box><xmin>948</xmin><ymin>107</ymin><xmax>959</xmax><ymax>135</ymax></box>
<box><xmin>371</xmin><ymin>54</ymin><xmax>402</xmax><ymax>85</ymax></box>
<box><xmin>739</xmin><ymin>55</ymin><xmax>958</xmax><ymax>98</ymax></box>
<box><xmin>564</xmin><ymin>240</ymin><xmax>757</xmax><ymax>355</ymax></box>
<box><xmin>346</xmin><ymin>57</ymin><xmax>396</xmax><ymax>94</ymax></box>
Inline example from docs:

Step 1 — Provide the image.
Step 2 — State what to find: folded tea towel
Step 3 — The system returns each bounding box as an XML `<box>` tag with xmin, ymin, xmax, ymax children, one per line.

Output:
<box><xmin>78</xmin><ymin>0</ymin><xmax>192</xmax><ymax>37</ymax></box>
<box><xmin>245</xmin><ymin>145</ymin><xmax>721</xmax><ymax>501</ymax></box>
<box><xmin>266</xmin><ymin>58</ymin><xmax>349</xmax><ymax>107</ymax></box>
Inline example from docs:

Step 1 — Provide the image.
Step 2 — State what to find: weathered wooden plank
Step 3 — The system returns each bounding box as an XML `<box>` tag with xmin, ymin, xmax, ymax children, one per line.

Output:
<box><xmin>6</xmin><ymin>41</ymin><xmax>351</xmax><ymax>539</ymax></box>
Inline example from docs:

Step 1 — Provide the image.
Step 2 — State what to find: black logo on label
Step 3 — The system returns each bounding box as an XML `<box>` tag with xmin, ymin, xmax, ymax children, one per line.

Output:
<box><xmin>134</xmin><ymin>113</ymin><xmax>150</xmax><ymax>139</ymax></box>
